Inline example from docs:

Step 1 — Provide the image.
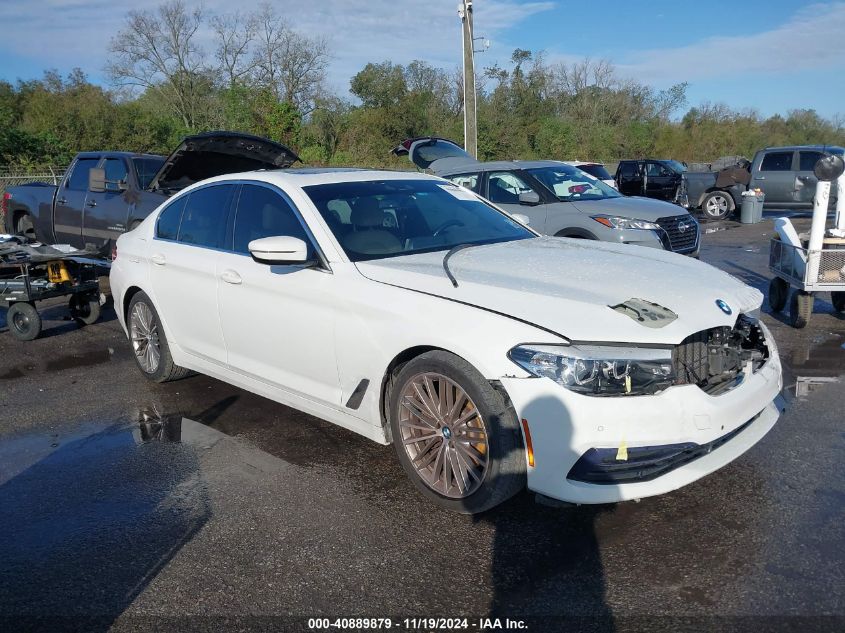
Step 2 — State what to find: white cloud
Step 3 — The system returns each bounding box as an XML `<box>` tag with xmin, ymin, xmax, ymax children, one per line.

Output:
<box><xmin>615</xmin><ymin>2</ymin><xmax>845</xmax><ymax>86</ymax></box>
<box><xmin>0</xmin><ymin>0</ymin><xmax>555</xmax><ymax>92</ymax></box>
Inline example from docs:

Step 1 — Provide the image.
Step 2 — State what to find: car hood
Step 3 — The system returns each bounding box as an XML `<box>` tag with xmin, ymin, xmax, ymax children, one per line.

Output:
<box><xmin>355</xmin><ymin>237</ymin><xmax>762</xmax><ymax>345</ymax></box>
<box><xmin>566</xmin><ymin>196</ymin><xmax>687</xmax><ymax>220</ymax></box>
<box><xmin>149</xmin><ymin>131</ymin><xmax>300</xmax><ymax>193</ymax></box>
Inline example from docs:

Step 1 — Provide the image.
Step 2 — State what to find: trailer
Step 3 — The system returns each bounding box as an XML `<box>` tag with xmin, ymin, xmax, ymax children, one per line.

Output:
<box><xmin>767</xmin><ymin>154</ymin><xmax>845</xmax><ymax>328</ymax></box>
<box><xmin>1</xmin><ymin>240</ymin><xmax>105</xmax><ymax>341</ymax></box>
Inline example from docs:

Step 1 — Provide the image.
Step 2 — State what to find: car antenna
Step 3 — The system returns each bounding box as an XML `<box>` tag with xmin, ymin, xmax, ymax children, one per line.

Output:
<box><xmin>442</xmin><ymin>243</ymin><xmax>475</xmax><ymax>287</ymax></box>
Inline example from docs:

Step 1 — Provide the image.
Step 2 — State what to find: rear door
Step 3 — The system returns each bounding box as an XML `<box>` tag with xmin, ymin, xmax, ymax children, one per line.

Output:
<box><xmin>616</xmin><ymin>161</ymin><xmax>643</xmax><ymax>196</ymax></box>
<box><xmin>793</xmin><ymin>150</ymin><xmax>825</xmax><ymax>204</ymax></box>
<box><xmin>54</xmin><ymin>156</ymin><xmax>98</xmax><ymax>248</ymax></box>
<box><xmin>484</xmin><ymin>171</ymin><xmax>547</xmax><ymax>231</ymax></box>
<box><xmin>83</xmin><ymin>157</ymin><xmax>133</xmax><ymax>250</ymax></box>
<box><xmin>751</xmin><ymin>151</ymin><xmax>796</xmax><ymax>204</ymax></box>
<box><xmin>148</xmin><ymin>183</ymin><xmax>235</xmax><ymax>366</ymax></box>
<box><xmin>644</xmin><ymin>161</ymin><xmax>677</xmax><ymax>200</ymax></box>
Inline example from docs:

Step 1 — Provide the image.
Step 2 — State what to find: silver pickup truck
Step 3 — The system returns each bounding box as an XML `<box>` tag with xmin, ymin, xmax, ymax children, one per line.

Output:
<box><xmin>682</xmin><ymin>145</ymin><xmax>844</xmax><ymax>220</ymax></box>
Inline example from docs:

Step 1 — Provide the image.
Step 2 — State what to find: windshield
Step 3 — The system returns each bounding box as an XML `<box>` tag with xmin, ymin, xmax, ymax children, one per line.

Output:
<box><xmin>578</xmin><ymin>164</ymin><xmax>612</xmax><ymax>181</ymax></box>
<box><xmin>665</xmin><ymin>160</ymin><xmax>687</xmax><ymax>173</ymax></box>
<box><xmin>527</xmin><ymin>165</ymin><xmax>622</xmax><ymax>201</ymax></box>
<box><xmin>304</xmin><ymin>179</ymin><xmax>534</xmax><ymax>262</ymax></box>
<box><xmin>132</xmin><ymin>157</ymin><xmax>165</xmax><ymax>189</ymax></box>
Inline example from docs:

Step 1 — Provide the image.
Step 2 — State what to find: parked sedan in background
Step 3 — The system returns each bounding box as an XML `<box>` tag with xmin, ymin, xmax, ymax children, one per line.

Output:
<box><xmin>111</xmin><ymin>168</ymin><xmax>782</xmax><ymax>513</ymax></box>
<box><xmin>393</xmin><ymin>137</ymin><xmax>700</xmax><ymax>256</ymax></box>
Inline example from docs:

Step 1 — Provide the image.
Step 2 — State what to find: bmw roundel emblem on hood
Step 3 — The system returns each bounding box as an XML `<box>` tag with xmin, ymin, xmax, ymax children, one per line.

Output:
<box><xmin>715</xmin><ymin>299</ymin><xmax>732</xmax><ymax>315</ymax></box>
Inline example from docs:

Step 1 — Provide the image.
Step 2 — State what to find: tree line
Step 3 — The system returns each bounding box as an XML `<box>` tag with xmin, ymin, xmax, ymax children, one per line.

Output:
<box><xmin>1</xmin><ymin>0</ymin><xmax>843</xmax><ymax>171</ymax></box>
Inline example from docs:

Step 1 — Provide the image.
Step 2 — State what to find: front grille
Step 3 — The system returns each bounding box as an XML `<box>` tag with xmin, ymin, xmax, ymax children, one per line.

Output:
<box><xmin>656</xmin><ymin>215</ymin><xmax>698</xmax><ymax>253</ymax></box>
<box><xmin>673</xmin><ymin>316</ymin><xmax>769</xmax><ymax>395</ymax></box>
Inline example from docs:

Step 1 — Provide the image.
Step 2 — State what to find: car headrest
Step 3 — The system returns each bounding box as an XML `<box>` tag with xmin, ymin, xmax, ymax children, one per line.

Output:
<box><xmin>351</xmin><ymin>197</ymin><xmax>384</xmax><ymax>228</ymax></box>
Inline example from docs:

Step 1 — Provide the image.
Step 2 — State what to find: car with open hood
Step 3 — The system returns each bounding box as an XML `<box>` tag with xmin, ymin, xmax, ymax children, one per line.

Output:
<box><xmin>3</xmin><ymin>131</ymin><xmax>299</xmax><ymax>253</ymax></box>
<box><xmin>393</xmin><ymin>137</ymin><xmax>700</xmax><ymax>256</ymax></box>
<box><xmin>110</xmin><ymin>168</ymin><xmax>783</xmax><ymax>513</ymax></box>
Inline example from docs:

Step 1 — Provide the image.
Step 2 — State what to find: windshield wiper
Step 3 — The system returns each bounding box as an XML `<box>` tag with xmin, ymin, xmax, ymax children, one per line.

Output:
<box><xmin>442</xmin><ymin>243</ymin><xmax>479</xmax><ymax>288</ymax></box>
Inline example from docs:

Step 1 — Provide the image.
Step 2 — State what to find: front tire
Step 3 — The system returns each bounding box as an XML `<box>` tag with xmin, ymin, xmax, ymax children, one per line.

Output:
<box><xmin>768</xmin><ymin>278</ymin><xmax>789</xmax><ymax>313</ymax></box>
<box><xmin>701</xmin><ymin>191</ymin><xmax>734</xmax><ymax>220</ymax></box>
<box><xmin>388</xmin><ymin>350</ymin><xmax>525</xmax><ymax>514</ymax></box>
<box><xmin>127</xmin><ymin>291</ymin><xmax>189</xmax><ymax>382</ymax></box>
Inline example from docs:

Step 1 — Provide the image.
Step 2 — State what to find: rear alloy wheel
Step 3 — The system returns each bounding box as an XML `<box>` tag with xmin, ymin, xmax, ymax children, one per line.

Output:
<box><xmin>389</xmin><ymin>350</ymin><xmax>525</xmax><ymax>513</ymax></box>
<box><xmin>789</xmin><ymin>290</ymin><xmax>813</xmax><ymax>329</ymax></box>
<box><xmin>768</xmin><ymin>277</ymin><xmax>789</xmax><ymax>313</ymax></box>
<box><xmin>127</xmin><ymin>291</ymin><xmax>190</xmax><ymax>382</ymax></box>
<box><xmin>7</xmin><ymin>302</ymin><xmax>42</xmax><ymax>341</ymax></box>
<box><xmin>15</xmin><ymin>214</ymin><xmax>36</xmax><ymax>240</ymax></box>
<box><xmin>832</xmin><ymin>291</ymin><xmax>845</xmax><ymax>314</ymax></box>
<box><xmin>701</xmin><ymin>191</ymin><xmax>733</xmax><ymax>221</ymax></box>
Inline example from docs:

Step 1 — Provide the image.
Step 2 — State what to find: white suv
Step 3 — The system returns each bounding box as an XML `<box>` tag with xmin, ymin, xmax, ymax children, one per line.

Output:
<box><xmin>110</xmin><ymin>168</ymin><xmax>783</xmax><ymax>513</ymax></box>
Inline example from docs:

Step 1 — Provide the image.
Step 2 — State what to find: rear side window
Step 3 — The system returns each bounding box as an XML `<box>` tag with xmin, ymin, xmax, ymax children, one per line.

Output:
<box><xmin>798</xmin><ymin>151</ymin><xmax>824</xmax><ymax>172</ymax></box>
<box><xmin>66</xmin><ymin>158</ymin><xmax>99</xmax><ymax>191</ymax></box>
<box><xmin>618</xmin><ymin>162</ymin><xmax>638</xmax><ymax>178</ymax></box>
<box><xmin>760</xmin><ymin>152</ymin><xmax>793</xmax><ymax>172</ymax></box>
<box><xmin>232</xmin><ymin>184</ymin><xmax>310</xmax><ymax>255</ymax></box>
<box><xmin>156</xmin><ymin>195</ymin><xmax>188</xmax><ymax>240</ymax></box>
<box><xmin>177</xmin><ymin>184</ymin><xmax>234</xmax><ymax>249</ymax></box>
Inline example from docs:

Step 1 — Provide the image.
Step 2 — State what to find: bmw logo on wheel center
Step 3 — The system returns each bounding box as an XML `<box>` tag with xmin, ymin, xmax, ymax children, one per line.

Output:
<box><xmin>716</xmin><ymin>299</ymin><xmax>732</xmax><ymax>315</ymax></box>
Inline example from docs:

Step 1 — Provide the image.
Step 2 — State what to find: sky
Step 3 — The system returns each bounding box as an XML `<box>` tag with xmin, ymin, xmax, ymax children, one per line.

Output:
<box><xmin>0</xmin><ymin>0</ymin><xmax>843</xmax><ymax>119</ymax></box>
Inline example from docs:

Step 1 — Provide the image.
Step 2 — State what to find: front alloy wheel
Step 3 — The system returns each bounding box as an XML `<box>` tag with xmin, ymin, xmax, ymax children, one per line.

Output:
<box><xmin>398</xmin><ymin>372</ymin><xmax>490</xmax><ymax>498</ymax></box>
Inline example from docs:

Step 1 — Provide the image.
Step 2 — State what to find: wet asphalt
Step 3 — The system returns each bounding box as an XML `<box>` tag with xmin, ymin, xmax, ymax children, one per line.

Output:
<box><xmin>0</xmin><ymin>212</ymin><xmax>843</xmax><ymax>632</ymax></box>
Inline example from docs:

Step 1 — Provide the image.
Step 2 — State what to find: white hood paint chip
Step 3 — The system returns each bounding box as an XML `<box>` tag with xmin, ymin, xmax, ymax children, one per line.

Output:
<box><xmin>610</xmin><ymin>298</ymin><xmax>678</xmax><ymax>329</ymax></box>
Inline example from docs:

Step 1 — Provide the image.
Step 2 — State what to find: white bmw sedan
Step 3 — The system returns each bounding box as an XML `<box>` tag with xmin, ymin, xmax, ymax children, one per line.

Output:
<box><xmin>110</xmin><ymin>169</ymin><xmax>783</xmax><ymax>513</ymax></box>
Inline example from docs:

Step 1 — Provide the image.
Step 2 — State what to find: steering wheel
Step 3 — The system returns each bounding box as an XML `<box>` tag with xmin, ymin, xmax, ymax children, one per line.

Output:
<box><xmin>432</xmin><ymin>219</ymin><xmax>464</xmax><ymax>237</ymax></box>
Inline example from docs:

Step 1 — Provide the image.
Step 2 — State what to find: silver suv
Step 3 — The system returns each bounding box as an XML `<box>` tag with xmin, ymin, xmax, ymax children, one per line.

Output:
<box><xmin>394</xmin><ymin>138</ymin><xmax>700</xmax><ymax>257</ymax></box>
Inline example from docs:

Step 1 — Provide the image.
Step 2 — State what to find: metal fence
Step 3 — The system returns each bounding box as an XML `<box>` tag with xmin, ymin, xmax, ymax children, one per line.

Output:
<box><xmin>0</xmin><ymin>167</ymin><xmax>67</xmax><ymax>195</ymax></box>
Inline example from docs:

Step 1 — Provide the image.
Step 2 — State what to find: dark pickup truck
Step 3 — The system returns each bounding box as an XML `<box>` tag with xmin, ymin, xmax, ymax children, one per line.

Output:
<box><xmin>614</xmin><ymin>159</ymin><xmax>688</xmax><ymax>201</ymax></box>
<box><xmin>3</xmin><ymin>132</ymin><xmax>299</xmax><ymax>252</ymax></box>
<box><xmin>681</xmin><ymin>145</ymin><xmax>844</xmax><ymax>219</ymax></box>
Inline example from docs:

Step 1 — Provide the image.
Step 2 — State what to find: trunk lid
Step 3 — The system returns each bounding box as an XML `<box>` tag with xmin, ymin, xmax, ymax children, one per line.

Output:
<box><xmin>149</xmin><ymin>131</ymin><xmax>300</xmax><ymax>193</ymax></box>
<box><xmin>392</xmin><ymin>137</ymin><xmax>478</xmax><ymax>174</ymax></box>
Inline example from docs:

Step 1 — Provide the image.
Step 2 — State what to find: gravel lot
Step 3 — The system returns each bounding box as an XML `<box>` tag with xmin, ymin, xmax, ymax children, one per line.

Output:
<box><xmin>1</xmin><ymin>212</ymin><xmax>843</xmax><ymax>632</ymax></box>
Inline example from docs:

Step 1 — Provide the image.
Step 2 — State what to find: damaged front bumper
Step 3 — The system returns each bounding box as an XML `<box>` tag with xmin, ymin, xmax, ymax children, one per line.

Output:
<box><xmin>500</xmin><ymin>348</ymin><xmax>783</xmax><ymax>504</ymax></box>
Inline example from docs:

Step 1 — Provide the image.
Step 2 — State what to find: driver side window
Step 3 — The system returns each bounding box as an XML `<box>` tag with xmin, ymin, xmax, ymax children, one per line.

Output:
<box><xmin>646</xmin><ymin>162</ymin><xmax>668</xmax><ymax>177</ymax></box>
<box><xmin>486</xmin><ymin>172</ymin><xmax>534</xmax><ymax>204</ymax></box>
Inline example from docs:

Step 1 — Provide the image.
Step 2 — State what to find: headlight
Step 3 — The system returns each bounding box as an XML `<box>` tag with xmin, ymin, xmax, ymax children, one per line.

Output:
<box><xmin>591</xmin><ymin>215</ymin><xmax>660</xmax><ymax>230</ymax></box>
<box><xmin>508</xmin><ymin>344</ymin><xmax>676</xmax><ymax>396</ymax></box>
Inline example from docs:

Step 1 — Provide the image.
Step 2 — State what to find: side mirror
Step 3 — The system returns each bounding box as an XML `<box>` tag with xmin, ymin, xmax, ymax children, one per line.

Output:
<box><xmin>814</xmin><ymin>154</ymin><xmax>845</xmax><ymax>182</ymax></box>
<box><xmin>518</xmin><ymin>191</ymin><xmax>540</xmax><ymax>205</ymax></box>
<box><xmin>248</xmin><ymin>236</ymin><xmax>311</xmax><ymax>265</ymax></box>
<box><xmin>511</xmin><ymin>213</ymin><xmax>530</xmax><ymax>226</ymax></box>
<box><xmin>88</xmin><ymin>168</ymin><xmax>106</xmax><ymax>193</ymax></box>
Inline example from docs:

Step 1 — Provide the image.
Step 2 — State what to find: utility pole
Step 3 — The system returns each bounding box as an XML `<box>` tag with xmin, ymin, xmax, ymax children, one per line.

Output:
<box><xmin>459</xmin><ymin>0</ymin><xmax>477</xmax><ymax>158</ymax></box>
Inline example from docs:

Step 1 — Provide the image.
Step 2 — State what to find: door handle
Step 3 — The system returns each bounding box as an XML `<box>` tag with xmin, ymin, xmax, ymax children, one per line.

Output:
<box><xmin>150</xmin><ymin>253</ymin><xmax>166</xmax><ymax>266</ymax></box>
<box><xmin>86</xmin><ymin>200</ymin><xmax>97</xmax><ymax>208</ymax></box>
<box><xmin>220</xmin><ymin>269</ymin><xmax>242</xmax><ymax>285</ymax></box>
<box><xmin>755</xmin><ymin>176</ymin><xmax>766</xmax><ymax>181</ymax></box>
<box><xmin>57</xmin><ymin>197</ymin><xmax>67</xmax><ymax>205</ymax></box>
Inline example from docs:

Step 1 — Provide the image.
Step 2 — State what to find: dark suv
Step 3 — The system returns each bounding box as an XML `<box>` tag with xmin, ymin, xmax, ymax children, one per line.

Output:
<box><xmin>615</xmin><ymin>159</ymin><xmax>687</xmax><ymax>202</ymax></box>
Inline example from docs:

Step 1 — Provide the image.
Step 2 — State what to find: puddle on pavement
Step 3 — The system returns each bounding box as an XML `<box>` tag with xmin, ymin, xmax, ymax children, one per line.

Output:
<box><xmin>780</xmin><ymin>333</ymin><xmax>845</xmax><ymax>400</ymax></box>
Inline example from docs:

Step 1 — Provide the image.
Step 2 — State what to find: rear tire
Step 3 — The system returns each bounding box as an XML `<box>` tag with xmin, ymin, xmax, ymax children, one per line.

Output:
<box><xmin>7</xmin><ymin>302</ymin><xmax>42</xmax><ymax>341</ymax></box>
<box><xmin>69</xmin><ymin>293</ymin><xmax>101</xmax><ymax>326</ymax></box>
<box><xmin>832</xmin><ymin>291</ymin><xmax>845</xmax><ymax>313</ymax></box>
<box><xmin>789</xmin><ymin>290</ymin><xmax>813</xmax><ymax>329</ymax></box>
<box><xmin>768</xmin><ymin>278</ymin><xmax>789</xmax><ymax>313</ymax></box>
<box><xmin>701</xmin><ymin>191</ymin><xmax>734</xmax><ymax>221</ymax></box>
<box><xmin>388</xmin><ymin>350</ymin><xmax>525</xmax><ymax>514</ymax></box>
<box><xmin>15</xmin><ymin>214</ymin><xmax>36</xmax><ymax>241</ymax></box>
<box><xmin>127</xmin><ymin>291</ymin><xmax>190</xmax><ymax>382</ymax></box>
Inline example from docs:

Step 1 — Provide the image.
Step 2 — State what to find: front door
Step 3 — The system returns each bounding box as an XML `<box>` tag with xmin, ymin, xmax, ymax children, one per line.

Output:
<box><xmin>148</xmin><ymin>183</ymin><xmax>235</xmax><ymax>366</ymax></box>
<box><xmin>793</xmin><ymin>150</ymin><xmax>824</xmax><ymax>205</ymax></box>
<box><xmin>83</xmin><ymin>157</ymin><xmax>132</xmax><ymax>252</ymax></box>
<box><xmin>54</xmin><ymin>157</ymin><xmax>98</xmax><ymax>248</ymax></box>
<box><xmin>644</xmin><ymin>161</ymin><xmax>677</xmax><ymax>200</ymax></box>
<box><xmin>752</xmin><ymin>151</ymin><xmax>796</xmax><ymax>205</ymax></box>
<box><xmin>485</xmin><ymin>171</ymin><xmax>547</xmax><ymax>231</ymax></box>
<box><xmin>217</xmin><ymin>183</ymin><xmax>341</xmax><ymax>407</ymax></box>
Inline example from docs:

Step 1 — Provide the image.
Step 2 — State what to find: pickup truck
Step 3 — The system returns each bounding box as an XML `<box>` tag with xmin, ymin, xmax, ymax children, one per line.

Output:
<box><xmin>2</xmin><ymin>132</ymin><xmax>299</xmax><ymax>253</ymax></box>
<box><xmin>614</xmin><ymin>159</ymin><xmax>687</xmax><ymax>201</ymax></box>
<box><xmin>681</xmin><ymin>145</ymin><xmax>845</xmax><ymax>220</ymax></box>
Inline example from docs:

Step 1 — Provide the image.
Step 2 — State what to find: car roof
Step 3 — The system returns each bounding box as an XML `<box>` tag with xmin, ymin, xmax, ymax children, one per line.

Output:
<box><xmin>761</xmin><ymin>145</ymin><xmax>845</xmax><ymax>152</ymax></box>
<box><xmin>561</xmin><ymin>160</ymin><xmax>605</xmax><ymax>167</ymax></box>
<box><xmin>75</xmin><ymin>151</ymin><xmax>165</xmax><ymax>160</ymax></box>
<box><xmin>439</xmin><ymin>159</ymin><xmax>569</xmax><ymax>175</ymax></box>
<box><xmin>188</xmin><ymin>167</ymin><xmax>440</xmax><ymax>189</ymax></box>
